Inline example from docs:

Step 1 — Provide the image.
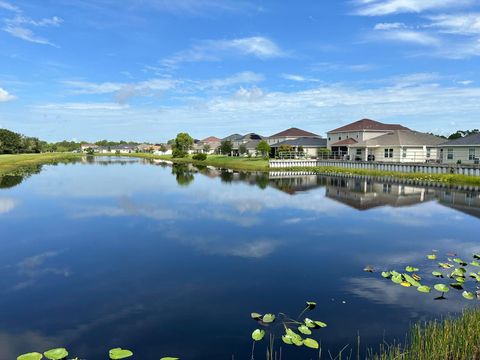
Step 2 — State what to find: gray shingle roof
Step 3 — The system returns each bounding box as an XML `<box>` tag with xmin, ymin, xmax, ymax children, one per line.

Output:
<box><xmin>353</xmin><ymin>130</ymin><xmax>445</xmax><ymax>147</ymax></box>
<box><xmin>441</xmin><ymin>133</ymin><xmax>480</xmax><ymax>146</ymax></box>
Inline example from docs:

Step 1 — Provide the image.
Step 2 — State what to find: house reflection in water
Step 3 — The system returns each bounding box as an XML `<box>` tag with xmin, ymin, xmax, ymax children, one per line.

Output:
<box><xmin>437</xmin><ymin>190</ymin><xmax>480</xmax><ymax>219</ymax></box>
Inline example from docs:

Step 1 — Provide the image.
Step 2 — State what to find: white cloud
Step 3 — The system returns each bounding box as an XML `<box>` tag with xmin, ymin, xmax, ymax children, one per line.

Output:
<box><xmin>0</xmin><ymin>198</ymin><xmax>17</xmax><ymax>214</ymax></box>
<box><xmin>374</xmin><ymin>22</ymin><xmax>407</xmax><ymax>30</ymax></box>
<box><xmin>36</xmin><ymin>102</ymin><xmax>129</xmax><ymax>111</ymax></box>
<box><xmin>161</xmin><ymin>36</ymin><xmax>285</xmax><ymax>69</ymax></box>
<box><xmin>0</xmin><ymin>0</ymin><xmax>18</xmax><ymax>12</ymax></box>
<box><xmin>0</xmin><ymin>87</ymin><xmax>16</xmax><ymax>102</ymax></box>
<box><xmin>457</xmin><ymin>80</ymin><xmax>474</xmax><ymax>85</ymax></box>
<box><xmin>353</xmin><ymin>0</ymin><xmax>473</xmax><ymax>16</ymax></box>
<box><xmin>373</xmin><ymin>29</ymin><xmax>441</xmax><ymax>46</ymax></box>
<box><xmin>2</xmin><ymin>14</ymin><xmax>63</xmax><ymax>47</ymax></box>
<box><xmin>427</xmin><ymin>13</ymin><xmax>480</xmax><ymax>35</ymax></box>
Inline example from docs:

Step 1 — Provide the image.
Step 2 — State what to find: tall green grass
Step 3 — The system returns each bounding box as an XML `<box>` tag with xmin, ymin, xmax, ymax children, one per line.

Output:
<box><xmin>367</xmin><ymin>309</ymin><xmax>480</xmax><ymax>360</ymax></box>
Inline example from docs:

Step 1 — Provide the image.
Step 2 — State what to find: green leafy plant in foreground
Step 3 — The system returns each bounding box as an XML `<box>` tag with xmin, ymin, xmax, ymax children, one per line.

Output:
<box><xmin>17</xmin><ymin>347</ymin><xmax>180</xmax><ymax>360</ymax></box>
<box><xmin>250</xmin><ymin>301</ymin><xmax>327</xmax><ymax>360</ymax></box>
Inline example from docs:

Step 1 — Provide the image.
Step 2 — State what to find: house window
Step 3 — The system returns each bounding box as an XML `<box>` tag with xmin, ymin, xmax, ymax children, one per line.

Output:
<box><xmin>328</xmin><ymin>137</ymin><xmax>331</xmax><ymax>141</ymax></box>
<box><xmin>384</xmin><ymin>148</ymin><xmax>393</xmax><ymax>158</ymax></box>
<box><xmin>447</xmin><ymin>148</ymin><xmax>453</xmax><ymax>160</ymax></box>
<box><xmin>339</xmin><ymin>136</ymin><xmax>342</xmax><ymax>140</ymax></box>
<box><xmin>402</xmin><ymin>149</ymin><xmax>407</xmax><ymax>158</ymax></box>
<box><xmin>469</xmin><ymin>148</ymin><xmax>476</xmax><ymax>160</ymax></box>
<box><xmin>356</xmin><ymin>149</ymin><xmax>362</xmax><ymax>155</ymax></box>
<box><xmin>426</xmin><ymin>148</ymin><xmax>431</xmax><ymax>158</ymax></box>
<box><xmin>383</xmin><ymin>183</ymin><xmax>392</xmax><ymax>193</ymax></box>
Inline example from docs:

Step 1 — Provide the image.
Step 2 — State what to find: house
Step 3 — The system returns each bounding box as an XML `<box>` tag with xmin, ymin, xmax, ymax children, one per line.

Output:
<box><xmin>194</xmin><ymin>136</ymin><xmax>221</xmax><ymax>154</ymax></box>
<box><xmin>438</xmin><ymin>133</ymin><xmax>480</xmax><ymax>165</ymax></box>
<box><xmin>153</xmin><ymin>144</ymin><xmax>172</xmax><ymax>155</ymax></box>
<box><xmin>232</xmin><ymin>133</ymin><xmax>264</xmax><ymax>156</ymax></box>
<box><xmin>327</xmin><ymin>119</ymin><xmax>409</xmax><ymax>158</ymax></box>
<box><xmin>80</xmin><ymin>143</ymin><xmax>98</xmax><ymax>152</ymax></box>
<box><xmin>267</xmin><ymin>127</ymin><xmax>321</xmax><ymax>146</ymax></box>
<box><xmin>348</xmin><ymin>130</ymin><xmax>445</xmax><ymax>163</ymax></box>
<box><xmin>270</xmin><ymin>137</ymin><xmax>327</xmax><ymax>158</ymax></box>
<box><xmin>222</xmin><ymin>134</ymin><xmax>243</xmax><ymax>142</ymax></box>
<box><xmin>107</xmin><ymin>145</ymin><xmax>138</xmax><ymax>154</ymax></box>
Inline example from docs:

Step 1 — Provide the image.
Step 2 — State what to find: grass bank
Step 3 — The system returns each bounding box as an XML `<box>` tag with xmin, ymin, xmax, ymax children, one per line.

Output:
<box><xmin>368</xmin><ymin>308</ymin><xmax>480</xmax><ymax>360</ymax></box>
<box><xmin>277</xmin><ymin>166</ymin><xmax>480</xmax><ymax>187</ymax></box>
<box><xmin>0</xmin><ymin>153</ymin><xmax>82</xmax><ymax>176</ymax></box>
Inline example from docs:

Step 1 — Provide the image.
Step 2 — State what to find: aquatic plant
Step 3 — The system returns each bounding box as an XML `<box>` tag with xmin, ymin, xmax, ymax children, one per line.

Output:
<box><xmin>249</xmin><ymin>301</ymin><xmax>326</xmax><ymax>360</ymax></box>
<box><xmin>17</xmin><ymin>347</ymin><xmax>179</xmax><ymax>360</ymax></box>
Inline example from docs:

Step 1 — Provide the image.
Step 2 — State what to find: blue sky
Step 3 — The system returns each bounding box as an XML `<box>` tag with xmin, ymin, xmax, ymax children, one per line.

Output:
<box><xmin>0</xmin><ymin>0</ymin><xmax>480</xmax><ymax>142</ymax></box>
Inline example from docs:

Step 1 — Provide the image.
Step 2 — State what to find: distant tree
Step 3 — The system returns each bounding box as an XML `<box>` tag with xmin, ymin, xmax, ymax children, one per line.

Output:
<box><xmin>0</xmin><ymin>129</ymin><xmax>22</xmax><ymax>154</ymax></box>
<box><xmin>220</xmin><ymin>140</ymin><xmax>233</xmax><ymax>155</ymax></box>
<box><xmin>203</xmin><ymin>144</ymin><xmax>211</xmax><ymax>153</ymax></box>
<box><xmin>239</xmin><ymin>144</ymin><xmax>247</xmax><ymax>155</ymax></box>
<box><xmin>448</xmin><ymin>129</ymin><xmax>480</xmax><ymax>139</ymax></box>
<box><xmin>159</xmin><ymin>144</ymin><xmax>168</xmax><ymax>153</ymax></box>
<box><xmin>256</xmin><ymin>140</ymin><xmax>270</xmax><ymax>158</ymax></box>
<box><xmin>167</xmin><ymin>139</ymin><xmax>175</xmax><ymax>145</ymax></box>
<box><xmin>172</xmin><ymin>132</ymin><xmax>193</xmax><ymax>158</ymax></box>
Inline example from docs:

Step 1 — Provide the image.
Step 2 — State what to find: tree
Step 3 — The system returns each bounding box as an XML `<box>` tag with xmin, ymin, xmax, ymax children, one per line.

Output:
<box><xmin>0</xmin><ymin>129</ymin><xmax>22</xmax><ymax>154</ymax></box>
<box><xmin>448</xmin><ymin>129</ymin><xmax>480</xmax><ymax>139</ymax></box>
<box><xmin>172</xmin><ymin>132</ymin><xmax>193</xmax><ymax>158</ymax></box>
<box><xmin>203</xmin><ymin>144</ymin><xmax>211</xmax><ymax>154</ymax></box>
<box><xmin>239</xmin><ymin>144</ymin><xmax>247</xmax><ymax>156</ymax></box>
<box><xmin>256</xmin><ymin>140</ymin><xmax>270</xmax><ymax>158</ymax></box>
<box><xmin>220</xmin><ymin>140</ymin><xmax>233</xmax><ymax>155</ymax></box>
<box><xmin>159</xmin><ymin>144</ymin><xmax>168</xmax><ymax>153</ymax></box>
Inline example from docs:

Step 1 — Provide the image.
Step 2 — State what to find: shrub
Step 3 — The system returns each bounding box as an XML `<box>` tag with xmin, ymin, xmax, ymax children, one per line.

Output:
<box><xmin>192</xmin><ymin>153</ymin><xmax>207</xmax><ymax>161</ymax></box>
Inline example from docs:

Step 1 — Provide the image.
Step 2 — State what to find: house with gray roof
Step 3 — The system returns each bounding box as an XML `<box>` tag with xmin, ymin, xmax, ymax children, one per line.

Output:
<box><xmin>348</xmin><ymin>130</ymin><xmax>445</xmax><ymax>163</ymax></box>
<box><xmin>267</xmin><ymin>127</ymin><xmax>321</xmax><ymax>146</ymax></box>
<box><xmin>438</xmin><ymin>133</ymin><xmax>480</xmax><ymax>165</ymax></box>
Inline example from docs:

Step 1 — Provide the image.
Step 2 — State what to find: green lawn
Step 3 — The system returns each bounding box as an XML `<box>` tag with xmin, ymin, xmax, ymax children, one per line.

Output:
<box><xmin>0</xmin><ymin>153</ymin><xmax>83</xmax><ymax>176</ymax></box>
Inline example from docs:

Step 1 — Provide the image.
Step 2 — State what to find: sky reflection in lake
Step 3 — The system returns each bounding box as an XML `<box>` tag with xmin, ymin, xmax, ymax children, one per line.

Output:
<box><xmin>0</xmin><ymin>157</ymin><xmax>479</xmax><ymax>359</ymax></box>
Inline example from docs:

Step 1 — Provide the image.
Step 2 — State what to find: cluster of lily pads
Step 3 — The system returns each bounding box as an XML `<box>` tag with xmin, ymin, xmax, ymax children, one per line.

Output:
<box><xmin>372</xmin><ymin>251</ymin><xmax>480</xmax><ymax>301</ymax></box>
<box><xmin>17</xmin><ymin>347</ymin><xmax>179</xmax><ymax>360</ymax></box>
<box><xmin>250</xmin><ymin>301</ymin><xmax>327</xmax><ymax>359</ymax></box>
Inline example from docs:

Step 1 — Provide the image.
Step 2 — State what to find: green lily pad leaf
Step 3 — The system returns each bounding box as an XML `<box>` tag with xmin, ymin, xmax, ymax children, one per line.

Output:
<box><xmin>381</xmin><ymin>271</ymin><xmax>391</xmax><ymax>278</ymax></box>
<box><xmin>471</xmin><ymin>261</ymin><xmax>480</xmax><ymax>267</ymax></box>
<box><xmin>17</xmin><ymin>353</ymin><xmax>43</xmax><ymax>360</ymax></box>
<box><xmin>439</xmin><ymin>262</ymin><xmax>454</xmax><ymax>269</ymax></box>
<box><xmin>453</xmin><ymin>258</ymin><xmax>467</xmax><ymax>266</ymax></box>
<box><xmin>403</xmin><ymin>274</ymin><xmax>420</xmax><ymax>287</ymax></box>
<box><xmin>391</xmin><ymin>274</ymin><xmax>403</xmax><ymax>284</ymax></box>
<box><xmin>292</xmin><ymin>337</ymin><xmax>303</xmax><ymax>346</ymax></box>
<box><xmin>109</xmin><ymin>348</ymin><xmax>133</xmax><ymax>359</ymax></box>
<box><xmin>303</xmin><ymin>338</ymin><xmax>319</xmax><ymax>349</ymax></box>
<box><xmin>251</xmin><ymin>312</ymin><xmax>262</xmax><ymax>320</ymax></box>
<box><xmin>314</xmin><ymin>321</ymin><xmax>327</xmax><ymax>328</ymax></box>
<box><xmin>432</xmin><ymin>271</ymin><xmax>444</xmax><ymax>278</ymax></box>
<box><xmin>304</xmin><ymin>318</ymin><xmax>316</xmax><ymax>328</ymax></box>
<box><xmin>282</xmin><ymin>335</ymin><xmax>293</xmax><ymax>345</ymax></box>
<box><xmin>262</xmin><ymin>313</ymin><xmax>275</xmax><ymax>323</ymax></box>
<box><xmin>306</xmin><ymin>301</ymin><xmax>316</xmax><ymax>310</ymax></box>
<box><xmin>455</xmin><ymin>277</ymin><xmax>466</xmax><ymax>283</ymax></box>
<box><xmin>43</xmin><ymin>348</ymin><xmax>68</xmax><ymax>360</ymax></box>
<box><xmin>160</xmin><ymin>358</ymin><xmax>180</xmax><ymax>360</ymax></box>
<box><xmin>434</xmin><ymin>284</ymin><xmax>449</xmax><ymax>293</ymax></box>
<box><xmin>462</xmin><ymin>291</ymin><xmax>474</xmax><ymax>300</ymax></box>
<box><xmin>252</xmin><ymin>329</ymin><xmax>265</xmax><ymax>341</ymax></box>
<box><xmin>474</xmin><ymin>253</ymin><xmax>480</xmax><ymax>260</ymax></box>
<box><xmin>298</xmin><ymin>325</ymin><xmax>312</xmax><ymax>335</ymax></box>
<box><xmin>450</xmin><ymin>283</ymin><xmax>464</xmax><ymax>290</ymax></box>
<box><xmin>405</xmin><ymin>266</ymin><xmax>419</xmax><ymax>272</ymax></box>
<box><xmin>427</xmin><ymin>254</ymin><xmax>437</xmax><ymax>260</ymax></box>
<box><xmin>417</xmin><ymin>285</ymin><xmax>431</xmax><ymax>293</ymax></box>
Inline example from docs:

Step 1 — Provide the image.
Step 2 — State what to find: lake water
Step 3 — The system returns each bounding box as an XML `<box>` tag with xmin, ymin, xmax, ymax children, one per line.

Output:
<box><xmin>1</xmin><ymin>157</ymin><xmax>479</xmax><ymax>359</ymax></box>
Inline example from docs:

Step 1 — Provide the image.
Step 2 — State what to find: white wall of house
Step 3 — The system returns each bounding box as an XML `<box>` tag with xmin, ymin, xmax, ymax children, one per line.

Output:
<box><xmin>350</xmin><ymin>146</ymin><xmax>439</xmax><ymax>163</ymax></box>
<box><xmin>439</xmin><ymin>146</ymin><xmax>480</xmax><ymax>164</ymax></box>
<box><xmin>327</xmin><ymin>130</ymin><xmax>392</xmax><ymax>148</ymax></box>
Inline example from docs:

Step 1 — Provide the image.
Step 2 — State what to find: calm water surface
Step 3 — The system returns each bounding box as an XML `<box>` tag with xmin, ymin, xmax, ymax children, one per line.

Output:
<box><xmin>0</xmin><ymin>157</ymin><xmax>479</xmax><ymax>359</ymax></box>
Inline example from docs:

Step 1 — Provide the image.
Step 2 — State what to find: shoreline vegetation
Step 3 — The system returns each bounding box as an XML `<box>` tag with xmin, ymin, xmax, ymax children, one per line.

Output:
<box><xmin>1</xmin><ymin>152</ymin><xmax>480</xmax><ymax>187</ymax></box>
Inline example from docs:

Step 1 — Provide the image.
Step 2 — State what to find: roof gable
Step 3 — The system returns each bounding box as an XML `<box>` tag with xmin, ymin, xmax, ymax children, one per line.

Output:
<box><xmin>270</xmin><ymin>127</ymin><xmax>320</xmax><ymax>138</ymax></box>
<box><xmin>354</xmin><ymin>130</ymin><xmax>445</xmax><ymax>147</ymax></box>
<box><xmin>201</xmin><ymin>136</ymin><xmax>221</xmax><ymax>143</ymax></box>
<box><xmin>329</xmin><ymin>119</ymin><xmax>410</xmax><ymax>133</ymax></box>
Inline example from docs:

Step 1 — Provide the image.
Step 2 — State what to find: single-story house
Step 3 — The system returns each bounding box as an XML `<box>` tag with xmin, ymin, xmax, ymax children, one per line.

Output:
<box><xmin>438</xmin><ymin>133</ymin><xmax>480</xmax><ymax>165</ymax></box>
<box><xmin>348</xmin><ymin>130</ymin><xmax>445</xmax><ymax>163</ymax></box>
<box><xmin>193</xmin><ymin>136</ymin><xmax>222</xmax><ymax>154</ymax></box>
<box><xmin>232</xmin><ymin>133</ymin><xmax>264</xmax><ymax>156</ymax></box>
<box><xmin>270</xmin><ymin>137</ymin><xmax>327</xmax><ymax>158</ymax></box>
<box><xmin>97</xmin><ymin>145</ymin><xmax>138</xmax><ymax>154</ymax></box>
<box><xmin>80</xmin><ymin>143</ymin><xmax>98</xmax><ymax>152</ymax></box>
<box><xmin>267</xmin><ymin>127</ymin><xmax>321</xmax><ymax>146</ymax></box>
<box><xmin>327</xmin><ymin>118</ymin><xmax>409</xmax><ymax>158</ymax></box>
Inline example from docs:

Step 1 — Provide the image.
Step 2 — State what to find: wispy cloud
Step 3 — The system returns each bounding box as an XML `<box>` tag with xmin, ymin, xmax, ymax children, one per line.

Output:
<box><xmin>161</xmin><ymin>36</ymin><xmax>286</xmax><ymax>69</ymax></box>
<box><xmin>353</xmin><ymin>0</ymin><xmax>474</xmax><ymax>16</ymax></box>
<box><xmin>0</xmin><ymin>87</ymin><xmax>16</xmax><ymax>102</ymax></box>
<box><xmin>373</xmin><ymin>29</ymin><xmax>441</xmax><ymax>46</ymax></box>
<box><xmin>427</xmin><ymin>13</ymin><xmax>480</xmax><ymax>35</ymax></box>
<box><xmin>2</xmin><ymin>12</ymin><xmax>63</xmax><ymax>47</ymax></box>
<box><xmin>281</xmin><ymin>74</ymin><xmax>319</xmax><ymax>82</ymax></box>
<box><xmin>36</xmin><ymin>102</ymin><xmax>129</xmax><ymax>111</ymax></box>
<box><xmin>0</xmin><ymin>0</ymin><xmax>19</xmax><ymax>12</ymax></box>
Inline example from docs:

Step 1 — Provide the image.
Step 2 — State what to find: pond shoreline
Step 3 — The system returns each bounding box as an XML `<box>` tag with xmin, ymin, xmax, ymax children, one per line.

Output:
<box><xmin>1</xmin><ymin>152</ymin><xmax>480</xmax><ymax>187</ymax></box>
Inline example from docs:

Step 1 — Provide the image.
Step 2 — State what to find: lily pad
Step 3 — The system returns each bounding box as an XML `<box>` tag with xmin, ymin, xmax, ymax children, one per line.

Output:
<box><xmin>303</xmin><ymin>338</ymin><xmax>319</xmax><ymax>349</ymax></box>
<box><xmin>450</xmin><ymin>283</ymin><xmax>464</xmax><ymax>290</ymax></box>
<box><xmin>427</xmin><ymin>254</ymin><xmax>437</xmax><ymax>260</ymax></box>
<box><xmin>381</xmin><ymin>271</ymin><xmax>391</xmax><ymax>278</ymax></box>
<box><xmin>262</xmin><ymin>313</ymin><xmax>276</xmax><ymax>323</ymax></box>
<box><xmin>314</xmin><ymin>321</ymin><xmax>327</xmax><ymax>328</ymax></box>
<box><xmin>439</xmin><ymin>262</ymin><xmax>454</xmax><ymax>269</ymax></box>
<box><xmin>453</xmin><ymin>258</ymin><xmax>467</xmax><ymax>266</ymax></box>
<box><xmin>432</xmin><ymin>271</ymin><xmax>443</xmax><ymax>278</ymax></box>
<box><xmin>298</xmin><ymin>325</ymin><xmax>312</xmax><ymax>335</ymax></box>
<box><xmin>471</xmin><ymin>261</ymin><xmax>480</xmax><ymax>267</ymax></box>
<box><xmin>417</xmin><ymin>285</ymin><xmax>431</xmax><ymax>293</ymax></box>
<box><xmin>306</xmin><ymin>301</ymin><xmax>316</xmax><ymax>310</ymax></box>
<box><xmin>252</xmin><ymin>329</ymin><xmax>265</xmax><ymax>341</ymax></box>
<box><xmin>251</xmin><ymin>312</ymin><xmax>262</xmax><ymax>320</ymax></box>
<box><xmin>391</xmin><ymin>274</ymin><xmax>403</xmax><ymax>284</ymax></box>
<box><xmin>400</xmin><ymin>281</ymin><xmax>411</xmax><ymax>287</ymax></box>
<box><xmin>405</xmin><ymin>266</ymin><xmax>419</xmax><ymax>272</ymax></box>
<box><xmin>17</xmin><ymin>353</ymin><xmax>43</xmax><ymax>360</ymax></box>
<box><xmin>282</xmin><ymin>335</ymin><xmax>293</xmax><ymax>345</ymax></box>
<box><xmin>473</xmin><ymin>253</ymin><xmax>480</xmax><ymax>260</ymax></box>
<box><xmin>434</xmin><ymin>284</ymin><xmax>449</xmax><ymax>293</ymax></box>
<box><xmin>109</xmin><ymin>348</ymin><xmax>133</xmax><ymax>359</ymax></box>
<box><xmin>160</xmin><ymin>358</ymin><xmax>180</xmax><ymax>360</ymax></box>
<box><xmin>462</xmin><ymin>291</ymin><xmax>474</xmax><ymax>300</ymax></box>
<box><xmin>403</xmin><ymin>274</ymin><xmax>420</xmax><ymax>287</ymax></box>
<box><xmin>304</xmin><ymin>318</ymin><xmax>316</xmax><ymax>328</ymax></box>
<box><xmin>43</xmin><ymin>349</ymin><xmax>68</xmax><ymax>360</ymax></box>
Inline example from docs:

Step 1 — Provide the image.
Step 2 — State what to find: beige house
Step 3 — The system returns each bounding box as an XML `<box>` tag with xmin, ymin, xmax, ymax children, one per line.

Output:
<box><xmin>438</xmin><ymin>133</ymin><xmax>480</xmax><ymax>165</ymax></box>
<box><xmin>327</xmin><ymin>119</ymin><xmax>409</xmax><ymax>158</ymax></box>
<box><xmin>194</xmin><ymin>136</ymin><xmax>221</xmax><ymax>154</ymax></box>
<box><xmin>267</xmin><ymin>127</ymin><xmax>321</xmax><ymax>146</ymax></box>
<box><xmin>348</xmin><ymin>130</ymin><xmax>445</xmax><ymax>163</ymax></box>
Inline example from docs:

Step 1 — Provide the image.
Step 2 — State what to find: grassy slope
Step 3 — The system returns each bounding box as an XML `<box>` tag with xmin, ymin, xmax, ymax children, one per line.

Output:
<box><xmin>368</xmin><ymin>308</ymin><xmax>480</xmax><ymax>360</ymax></box>
<box><xmin>0</xmin><ymin>153</ymin><xmax>82</xmax><ymax>176</ymax></box>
